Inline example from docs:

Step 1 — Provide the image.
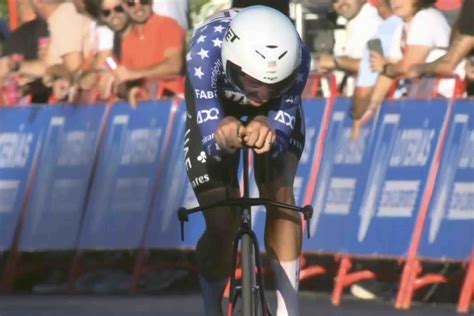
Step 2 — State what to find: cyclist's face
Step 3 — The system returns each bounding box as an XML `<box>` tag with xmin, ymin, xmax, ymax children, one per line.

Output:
<box><xmin>239</xmin><ymin>74</ymin><xmax>273</xmax><ymax>107</ymax></box>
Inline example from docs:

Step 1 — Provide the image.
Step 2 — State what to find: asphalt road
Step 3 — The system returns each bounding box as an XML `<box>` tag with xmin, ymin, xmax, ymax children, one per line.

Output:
<box><xmin>0</xmin><ymin>292</ymin><xmax>463</xmax><ymax>316</ymax></box>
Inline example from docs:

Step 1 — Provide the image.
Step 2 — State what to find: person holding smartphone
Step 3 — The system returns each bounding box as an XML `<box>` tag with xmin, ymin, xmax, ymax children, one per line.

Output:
<box><xmin>351</xmin><ymin>0</ymin><xmax>402</xmax><ymax>139</ymax></box>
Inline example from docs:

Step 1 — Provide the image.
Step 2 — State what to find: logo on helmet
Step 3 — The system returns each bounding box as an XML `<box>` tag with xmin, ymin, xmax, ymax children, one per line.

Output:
<box><xmin>267</xmin><ymin>61</ymin><xmax>277</xmax><ymax>68</ymax></box>
<box><xmin>225</xmin><ymin>27</ymin><xmax>240</xmax><ymax>43</ymax></box>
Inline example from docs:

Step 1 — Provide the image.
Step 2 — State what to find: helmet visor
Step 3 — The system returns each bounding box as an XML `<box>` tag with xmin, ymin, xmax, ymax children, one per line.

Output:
<box><xmin>226</xmin><ymin>60</ymin><xmax>298</xmax><ymax>101</ymax></box>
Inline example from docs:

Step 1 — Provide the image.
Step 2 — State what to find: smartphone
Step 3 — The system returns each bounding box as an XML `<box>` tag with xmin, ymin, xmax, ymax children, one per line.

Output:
<box><xmin>367</xmin><ymin>38</ymin><xmax>384</xmax><ymax>57</ymax></box>
<box><xmin>105</xmin><ymin>56</ymin><xmax>118</xmax><ymax>70</ymax></box>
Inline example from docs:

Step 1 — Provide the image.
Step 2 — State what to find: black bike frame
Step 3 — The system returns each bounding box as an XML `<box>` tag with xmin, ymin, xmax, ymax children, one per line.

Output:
<box><xmin>178</xmin><ymin>147</ymin><xmax>314</xmax><ymax>316</ymax></box>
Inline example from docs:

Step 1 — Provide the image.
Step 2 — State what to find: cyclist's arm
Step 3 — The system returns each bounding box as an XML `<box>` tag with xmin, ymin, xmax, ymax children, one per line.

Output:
<box><xmin>185</xmin><ymin>38</ymin><xmax>225</xmax><ymax>159</ymax></box>
<box><xmin>267</xmin><ymin>46</ymin><xmax>311</xmax><ymax>157</ymax></box>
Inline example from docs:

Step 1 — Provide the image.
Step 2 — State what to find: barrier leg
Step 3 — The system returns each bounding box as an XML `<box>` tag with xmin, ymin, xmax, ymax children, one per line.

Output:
<box><xmin>130</xmin><ymin>249</ymin><xmax>146</xmax><ymax>294</ymax></box>
<box><xmin>396</xmin><ymin>258</ymin><xmax>421</xmax><ymax>309</ymax></box>
<box><xmin>332</xmin><ymin>256</ymin><xmax>352</xmax><ymax>306</ymax></box>
<box><xmin>458</xmin><ymin>252</ymin><xmax>474</xmax><ymax>313</ymax></box>
<box><xmin>68</xmin><ymin>251</ymin><xmax>83</xmax><ymax>292</ymax></box>
<box><xmin>1</xmin><ymin>249</ymin><xmax>20</xmax><ymax>293</ymax></box>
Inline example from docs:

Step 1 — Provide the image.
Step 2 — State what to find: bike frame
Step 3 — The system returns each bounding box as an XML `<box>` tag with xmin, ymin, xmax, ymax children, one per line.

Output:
<box><xmin>178</xmin><ymin>147</ymin><xmax>313</xmax><ymax>316</ymax></box>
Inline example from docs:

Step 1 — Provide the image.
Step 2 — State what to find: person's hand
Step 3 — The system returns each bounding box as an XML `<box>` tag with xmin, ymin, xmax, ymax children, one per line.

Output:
<box><xmin>113</xmin><ymin>65</ymin><xmax>133</xmax><ymax>83</ymax></box>
<box><xmin>351</xmin><ymin>119</ymin><xmax>362</xmax><ymax>141</ymax></box>
<box><xmin>369</xmin><ymin>51</ymin><xmax>386</xmax><ymax>73</ymax></box>
<box><xmin>98</xmin><ymin>71</ymin><xmax>116</xmax><ymax>100</ymax></box>
<box><xmin>351</xmin><ymin>105</ymin><xmax>378</xmax><ymax>141</ymax></box>
<box><xmin>215</xmin><ymin>117</ymin><xmax>245</xmax><ymax>154</ymax></box>
<box><xmin>78</xmin><ymin>71</ymin><xmax>99</xmax><ymax>90</ymax></box>
<box><xmin>316</xmin><ymin>53</ymin><xmax>336</xmax><ymax>72</ymax></box>
<box><xmin>127</xmin><ymin>86</ymin><xmax>143</xmax><ymax>109</ymax></box>
<box><xmin>243</xmin><ymin>115</ymin><xmax>276</xmax><ymax>154</ymax></box>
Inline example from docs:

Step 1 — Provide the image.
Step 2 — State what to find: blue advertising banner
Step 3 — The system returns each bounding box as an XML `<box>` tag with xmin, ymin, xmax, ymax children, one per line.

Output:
<box><xmin>420</xmin><ymin>99</ymin><xmax>474</xmax><ymax>261</ymax></box>
<box><xmin>247</xmin><ymin>99</ymin><xmax>328</xmax><ymax>249</ymax></box>
<box><xmin>78</xmin><ymin>100</ymin><xmax>173</xmax><ymax>249</ymax></box>
<box><xmin>348</xmin><ymin>99</ymin><xmax>449</xmax><ymax>257</ymax></box>
<box><xmin>0</xmin><ymin>106</ymin><xmax>47</xmax><ymax>250</ymax></box>
<box><xmin>145</xmin><ymin>101</ymin><xmax>203</xmax><ymax>249</ymax></box>
<box><xmin>19</xmin><ymin>105</ymin><xmax>106</xmax><ymax>250</ymax></box>
<box><xmin>305</xmin><ymin>97</ymin><xmax>376</xmax><ymax>253</ymax></box>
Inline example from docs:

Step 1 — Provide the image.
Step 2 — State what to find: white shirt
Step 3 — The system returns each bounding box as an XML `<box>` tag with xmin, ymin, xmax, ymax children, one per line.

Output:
<box><xmin>338</xmin><ymin>3</ymin><xmax>382</xmax><ymax>96</ymax></box>
<box><xmin>405</xmin><ymin>7</ymin><xmax>465</xmax><ymax>97</ymax></box>
<box><xmin>95</xmin><ymin>24</ymin><xmax>114</xmax><ymax>52</ymax></box>
<box><xmin>342</xmin><ymin>3</ymin><xmax>382</xmax><ymax>59</ymax></box>
<box><xmin>153</xmin><ymin>0</ymin><xmax>189</xmax><ymax>30</ymax></box>
<box><xmin>357</xmin><ymin>15</ymin><xmax>403</xmax><ymax>87</ymax></box>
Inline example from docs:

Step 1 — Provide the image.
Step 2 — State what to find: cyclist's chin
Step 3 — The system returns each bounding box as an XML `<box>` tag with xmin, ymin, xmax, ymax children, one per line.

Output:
<box><xmin>247</xmin><ymin>98</ymin><xmax>267</xmax><ymax>107</ymax></box>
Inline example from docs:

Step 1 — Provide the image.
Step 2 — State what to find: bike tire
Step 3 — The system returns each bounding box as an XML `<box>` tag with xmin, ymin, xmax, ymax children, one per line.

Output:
<box><xmin>240</xmin><ymin>231</ymin><xmax>256</xmax><ymax>316</ymax></box>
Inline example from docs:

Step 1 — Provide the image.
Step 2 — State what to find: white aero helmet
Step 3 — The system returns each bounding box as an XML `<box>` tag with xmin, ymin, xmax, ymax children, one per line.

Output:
<box><xmin>221</xmin><ymin>5</ymin><xmax>301</xmax><ymax>97</ymax></box>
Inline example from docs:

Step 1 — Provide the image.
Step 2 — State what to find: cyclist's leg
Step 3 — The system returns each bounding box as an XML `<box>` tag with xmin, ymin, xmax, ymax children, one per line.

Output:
<box><xmin>255</xmin><ymin>152</ymin><xmax>302</xmax><ymax>316</ymax></box>
<box><xmin>254</xmin><ymin>111</ymin><xmax>305</xmax><ymax>316</ymax></box>
<box><xmin>184</xmin><ymin>116</ymin><xmax>240</xmax><ymax>315</ymax></box>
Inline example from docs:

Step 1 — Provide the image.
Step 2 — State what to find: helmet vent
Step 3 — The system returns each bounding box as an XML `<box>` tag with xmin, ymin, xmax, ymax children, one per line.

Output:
<box><xmin>255</xmin><ymin>50</ymin><xmax>266</xmax><ymax>59</ymax></box>
<box><xmin>278</xmin><ymin>51</ymin><xmax>288</xmax><ymax>59</ymax></box>
<box><xmin>266</xmin><ymin>45</ymin><xmax>278</xmax><ymax>49</ymax></box>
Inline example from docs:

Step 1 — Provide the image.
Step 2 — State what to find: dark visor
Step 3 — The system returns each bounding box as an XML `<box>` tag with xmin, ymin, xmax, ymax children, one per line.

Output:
<box><xmin>226</xmin><ymin>60</ymin><xmax>299</xmax><ymax>99</ymax></box>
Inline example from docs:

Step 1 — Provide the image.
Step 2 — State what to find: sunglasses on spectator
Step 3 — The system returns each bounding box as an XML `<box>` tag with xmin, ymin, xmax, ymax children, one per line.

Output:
<box><xmin>101</xmin><ymin>4</ymin><xmax>124</xmax><ymax>17</ymax></box>
<box><xmin>125</xmin><ymin>0</ymin><xmax>150</xmax><ymax>7</ymax></box>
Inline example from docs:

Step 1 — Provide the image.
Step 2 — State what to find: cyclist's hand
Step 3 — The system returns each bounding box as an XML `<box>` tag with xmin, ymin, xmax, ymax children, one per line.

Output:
<box><xmin>215</xmin><ymin>116</ymin><xmax>245</xmax><ymax>154</ymax></box>
<box><xmin>244</xmin><ymin>116</ymin><xmax>276</xmax><ymax>154</ymax></box>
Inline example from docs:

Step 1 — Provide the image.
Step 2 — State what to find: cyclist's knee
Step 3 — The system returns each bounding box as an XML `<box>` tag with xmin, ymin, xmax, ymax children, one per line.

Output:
<box><xmin>197</xmin><ymin>187</ymin><xmax>240</xmax><ymax>236</ymax></box>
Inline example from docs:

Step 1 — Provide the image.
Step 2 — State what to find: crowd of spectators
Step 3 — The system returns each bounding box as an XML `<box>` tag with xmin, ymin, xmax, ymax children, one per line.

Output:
<box><xmin>0</xmin><ymin>0</ymin><xmax>472</xmax><ymax>109</ymax></box>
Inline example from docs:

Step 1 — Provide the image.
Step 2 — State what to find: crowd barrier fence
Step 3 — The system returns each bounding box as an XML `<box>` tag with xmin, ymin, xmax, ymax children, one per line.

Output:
<box><xmin>0</xmin><ymin>97</ymin><xmax>472</xmax><ymax>313</ymax></box>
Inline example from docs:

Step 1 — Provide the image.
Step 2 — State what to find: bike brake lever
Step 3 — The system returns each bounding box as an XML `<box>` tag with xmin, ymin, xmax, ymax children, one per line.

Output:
<box><xmin>302</xmin><ymin>205</ymin><xmax>313</xmax><ymax>239</ymax></box>
<box><xmin>177</xmin><ymin>207</ymin><xmax>189</xmax><ymax>241</ymax></box>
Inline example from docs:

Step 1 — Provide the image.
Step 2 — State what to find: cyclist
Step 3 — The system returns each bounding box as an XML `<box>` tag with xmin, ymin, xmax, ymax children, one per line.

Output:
<box><xmin>184</xmin><ymin>6</ymin><xmax>310</xmax><ymax>316</ymax></box>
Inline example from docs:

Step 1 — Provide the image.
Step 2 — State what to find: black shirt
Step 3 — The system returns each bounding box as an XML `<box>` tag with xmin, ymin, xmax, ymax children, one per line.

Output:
<box><xmin>2</xmin><ymin>18</ymin><xmax>49</xmax><ymax>60</ymax></box>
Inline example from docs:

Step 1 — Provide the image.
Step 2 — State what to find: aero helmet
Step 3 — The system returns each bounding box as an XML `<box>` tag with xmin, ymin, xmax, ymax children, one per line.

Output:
<box><xmin>221</xmin><ymin>6</ymin><xmax>301</xmax><ymax>97</ymax></box>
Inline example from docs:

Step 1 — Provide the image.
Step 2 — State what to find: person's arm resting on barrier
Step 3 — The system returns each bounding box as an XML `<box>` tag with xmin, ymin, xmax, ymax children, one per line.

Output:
<box><xmin>410</xmin><ymin>33</ymin><xmax>474</xmax><ymax>77</ymax></box>
<box><xmin>317</xmin><ymin>53</ymin><xmax>360</xmax><ymax>74</ymax></box>
<box><xmin>114</xmin><ymin>46</ymin><xmax>184</xmax><ymax>82</ymax></box>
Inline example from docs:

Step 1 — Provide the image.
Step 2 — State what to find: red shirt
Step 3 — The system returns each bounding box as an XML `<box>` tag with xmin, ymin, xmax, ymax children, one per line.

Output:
<box><xmin>122</xmin><ymin>14</ymin><xmax>185</xmax><ymax>94</ymax></box>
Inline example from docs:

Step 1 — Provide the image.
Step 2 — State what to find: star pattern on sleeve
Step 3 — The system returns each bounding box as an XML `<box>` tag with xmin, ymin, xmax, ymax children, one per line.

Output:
<box><xmin>212</xmin><ymin>38</ymin><xmax>223</xmax><ymax>48</ymax></box>
<box><xmin>197</xmin><ymin>48</ymin><xmax>209</xmax><ymax>60</ymax></box>
<box><xmin>213</xmin><ymin>25</ymin><xmax>225</xmax><ymax>33</ymax></box>
<box><xmin>197</xmin><ymin>34</ymin><xmax>207</xmax><ymax>43</ymax></box>
<box><xmin>194</xmin><ymin>66</ymin><xmax>204</xmax><ymax>79</ymax></box>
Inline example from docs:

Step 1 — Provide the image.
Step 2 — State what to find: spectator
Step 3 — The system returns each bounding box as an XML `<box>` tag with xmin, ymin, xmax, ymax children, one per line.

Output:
<box><xmin>17</xmin><ymin>0</ymin><xmax>37</xmax><ymax>25</ymax></box>
<box><xmin>356</xmin><ymin>0</ymin><xmax>465</xmax><ymax>130</ymax></box>
<box><xmin>94</xmin><ymin>0</ymin><xmax>132</xmax><ymax>100</ymax></box>
<box><xmin>314</xmin><ymin>0</ymin><xmax>382</xmax><ymax>96</ymax></box>
<box><xmin>0</xmin><ymin>18</ymin><xmax>51</xmax><ymax>104</ymax></box>
<box><xmin>409</xmin><ymin>0</ymin><xmax>474</xmax><ymax>79</ymax></box>
<box><xmin>153</xmin><ymin>0</ymin><xmax>190</xmax><ymax>30</ymax></box>
<box><xmin>111</xmin><ymin>0</ymin><xmax>185</xmax><ymax>101</ymax></box>
<box><xmin>29</xmin><ymin>0</ymin><xmax>97</xmax><ymax>101</ymax></box>
<box><xmin>350</xmin><ymin>0</ymin><xmax>402</xmax><ymax>122</ymax></box>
